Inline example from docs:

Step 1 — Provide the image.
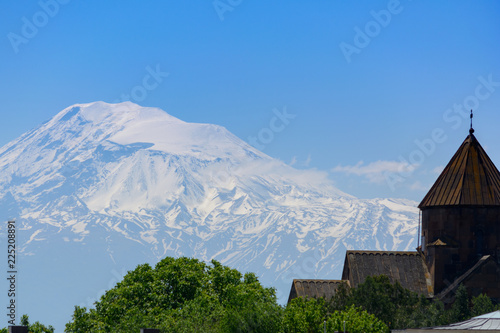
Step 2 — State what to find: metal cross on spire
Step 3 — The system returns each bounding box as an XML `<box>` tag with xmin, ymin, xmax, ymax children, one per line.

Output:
<box><xmin>470</xmin><ymin>109</ymin><xmax>474</xmax><ymax>134</ymax></box>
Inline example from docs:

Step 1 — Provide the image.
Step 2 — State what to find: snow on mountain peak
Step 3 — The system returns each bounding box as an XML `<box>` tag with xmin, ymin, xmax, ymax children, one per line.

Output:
<box><xmin>0</xmin><ymin>102</ymin><xmax>347</xmax><ymax>214</ymax></box>
<box><xmin>46</xmin><ymin>101</ymin><xmax>180</xmax><ymax>136</ymax></box>
<box><xmin>55</xmin><ymin>101</ymin><xmax>268</xmax><ymax>159</ymax></box>
<box><xmin>59</xmin><ymin>101</ymin><xmax>177</xmax><ymax>124</ymax></box>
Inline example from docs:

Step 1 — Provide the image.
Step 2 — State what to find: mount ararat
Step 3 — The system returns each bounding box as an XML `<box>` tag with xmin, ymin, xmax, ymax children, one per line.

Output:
<box><xmin>0</xmin><ymin>102</ymin><xmax>419</xmax><ymax>329</ymax></box>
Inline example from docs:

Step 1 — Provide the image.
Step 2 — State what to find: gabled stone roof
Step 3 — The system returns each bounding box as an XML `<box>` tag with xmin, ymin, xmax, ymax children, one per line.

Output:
<box><xmin>419</xmin><ymin>133</ymin><xmax>500</xmax><ymax>208</ymax></box>
<box><xmin>341</xmin><ymin>250</ymin><xmax>433</xmax><ymax>297</ymax></box>
<box><xmin>287</xmin><ymin>279</ymin><xmax>347</xmax><ymax>303</ymax></box>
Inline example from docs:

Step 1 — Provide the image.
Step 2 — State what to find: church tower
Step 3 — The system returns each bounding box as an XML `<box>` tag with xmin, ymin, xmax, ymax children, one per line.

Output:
<box><xmin>419</xmin><ymin>121</ymin><xmax>500</xmax><ymax>298</ymax></box>
<box><xmin>289</xmin><ymin>114</ymin><xmax>500</xmax><ymax>305</ymax></box>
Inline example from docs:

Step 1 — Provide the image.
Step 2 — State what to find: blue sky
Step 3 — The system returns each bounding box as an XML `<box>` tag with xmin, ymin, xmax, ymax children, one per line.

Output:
<box><xmin>1</xmin><ymin>0</ymin><xmax>500</xmax><ymax>201</ymax></box>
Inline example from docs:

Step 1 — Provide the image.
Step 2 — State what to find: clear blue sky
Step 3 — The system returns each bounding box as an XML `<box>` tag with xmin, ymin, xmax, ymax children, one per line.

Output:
<box><xmin>1</xmin><ymin>0</ymin><xmax>499</xmax><ymax>201</ymax></box>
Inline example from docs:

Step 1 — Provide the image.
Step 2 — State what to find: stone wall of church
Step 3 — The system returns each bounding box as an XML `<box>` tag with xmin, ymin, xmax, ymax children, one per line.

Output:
<box><xmin>422</xmin><ymin>206</ymin><xmax>500</xmax><ymax>294</ymax></box>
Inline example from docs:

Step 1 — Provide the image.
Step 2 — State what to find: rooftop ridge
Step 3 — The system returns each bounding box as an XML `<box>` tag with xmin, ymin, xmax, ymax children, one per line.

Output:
<box><xmin>292</xmin><ymin>279</ymin><xmax>344</xmax><ymax>282</ymax></box>
<box><xmin>419</xmin><ymin>133</ymin><xmax>500</xmax><ymax>208</ymax></box>
<box><xmin>346</xmin><ymin>250</ymin><xmax>419</xmax><ymax>255</ymax></box>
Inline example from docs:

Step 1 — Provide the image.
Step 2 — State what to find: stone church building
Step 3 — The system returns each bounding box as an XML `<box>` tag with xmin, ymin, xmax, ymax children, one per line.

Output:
<box><xmin>288</xmin><ymin>126</ymin><xmax>500</xmax><ymax>305</ymax></box>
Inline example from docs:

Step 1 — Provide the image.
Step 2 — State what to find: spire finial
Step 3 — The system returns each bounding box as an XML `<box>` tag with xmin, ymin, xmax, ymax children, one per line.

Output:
<box><xmin>470</xmin><ymin>109</ymin><xmax>474</xmax><ymax>134</ymax></box>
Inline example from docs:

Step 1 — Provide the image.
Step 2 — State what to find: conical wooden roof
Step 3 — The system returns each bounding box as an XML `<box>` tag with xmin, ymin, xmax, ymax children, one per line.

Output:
<box><xmin>419</xmin><ymin>132</ymin><xmax>500</xmax><ymax>208</ymax></box>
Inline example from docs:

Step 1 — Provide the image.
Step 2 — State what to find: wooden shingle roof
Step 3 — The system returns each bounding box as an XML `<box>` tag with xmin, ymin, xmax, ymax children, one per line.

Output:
<box><xmin>341</xmin><ymin>251</ymin><xmax>433</xmax><ymax>297</ymax></box>
<box><xmin>419</xmin><ymin>133</ymin><xmax>500</xmax><ymax>208</ymax></box>
<box><xmin>287</xmin><ymin>279</ymin><xmax>347</xmax><ymax>303</ymax></box>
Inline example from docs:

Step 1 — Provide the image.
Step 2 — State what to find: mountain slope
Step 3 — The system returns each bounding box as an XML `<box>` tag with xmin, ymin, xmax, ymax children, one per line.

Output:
<box><xmin>0</xmin><ymin>102</ymin><xmax>419</xmax><ymax>330</ymax></box>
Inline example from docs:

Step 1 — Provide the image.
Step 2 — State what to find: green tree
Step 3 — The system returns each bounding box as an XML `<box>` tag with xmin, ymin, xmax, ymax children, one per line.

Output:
<box><xmin>327</xmin><ymin>275</ymin><xmax>448</xmax><ymax>329</ymax></box>
<box><xmin>283</xmin><ymin>298</ymin><xmax>388</xmax><ymax>333</ymax></box>
<box><xmin>219</xmin><ymin>273</ymin><xmax>282</xmax><ymax>333</ymax></box>
<box><xmin>0</xmin><ymin>315</ymin><xmax>54</xmax><ymax>333</ymax></box>
<box><xmin>65</xmin><ymin>256</ymin><xmax>282</xmax><ymax>333</ymax></box>
<box><xmin>450</xmin><ymin>284</ymin><xmax>471</xmax><ymax>323</ymax></box>
<box><xmin>64</xmin><ymin>306</ymin><xmax>95</xmax><ymax>333</ymax></box>
<box><xmin>348</xmin><ymin>275</ymin><xmax>419</xmax><ymax>328</ymax></box>
<box><xmin>282</xmin><ymin>297</ymin><xmax>327</xmax><ymax>333</ymax></box>
<box><xmin>327</xmin><ymin>281</ymin><xmax>352</xmax><ymax>312</ymax></box>
<box><xmin>326</xmin><ymin>305</ymin><xmax>388</xmax><ymax>333</ymax></box>
<box><xmin>393</xmin><ymin>294</ymin><xmax>446</xmax><ymax>329</ymax></box>
<box><xmin>471</xmin><ymin>293</ymin><xmax>494</xmax><ymax>317</ymax></box>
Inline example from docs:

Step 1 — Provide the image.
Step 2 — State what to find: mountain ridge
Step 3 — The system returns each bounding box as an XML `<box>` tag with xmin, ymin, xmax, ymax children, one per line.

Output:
<box><xmin>0</xmin><ymin>102</ymin><xmax>419</xmax><ymax>330</ymax></box>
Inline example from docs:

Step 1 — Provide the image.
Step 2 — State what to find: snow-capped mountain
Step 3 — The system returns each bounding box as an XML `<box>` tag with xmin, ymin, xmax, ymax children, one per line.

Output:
<box><xmin>0</xmin><ymin>102</ymin><xmax>419</xmax><ymax>330</ymax></box>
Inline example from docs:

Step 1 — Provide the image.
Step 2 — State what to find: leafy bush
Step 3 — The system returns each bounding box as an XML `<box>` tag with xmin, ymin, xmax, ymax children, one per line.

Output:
<box><xmin>65</xmin><ymin>257</ymin><xmax>282</xmax><ymax>333</ymax></box>
<box><xmin>327</xmin><ymin>305</ymin><xmax>388</xmax><ymax>333</ymax></box>
<box><xmin>0</xmin><ymin>315</ymin><xmax>54</xmax><ymax>333</ymax></box>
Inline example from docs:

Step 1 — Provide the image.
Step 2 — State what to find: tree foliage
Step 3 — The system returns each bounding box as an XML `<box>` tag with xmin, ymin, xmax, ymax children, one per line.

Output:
<box><xmin>0</xmin><ymin>315</ymin><xmax>54</xmax><ymax>333</ymax></box>
<box><xmin>3</xmin><ymin>261</ymin><xmax>499</xmax><ymax>332</ymax></box>
<box><xmin>328</xmin><ymin>276</ymin><xmax>447</xmax><ymax>329</ymax></box>
<box><xmin>282</xmin><ymin>297</ymin><xmax>326</xmax><ymax>333</ymax></box>
<box><xmin>449</xmin><ymin>284</ymin><xmax>471</xmax><ymax>323</ymax></box>
<box><xmin>326</xmin><ymin>305</ymin><xmax>388</xmax><ymax>333</ymax></box>
<box><xmin>65</xmin><ymin>257</ymin><xmax>396</xmax><ymax>333</ymax></box>
<box><xmin>59</xmin><ymin>261</ymin><xmax>500</xmax><ymax>332</ymax></box>
<box><xmin>282</xmin><ymin>298</ymin><xmax>387</xmax><ymax>333</ymax></box>
<box><xmin>65</xmin><ymin>257</ymin><xmax>282</xmax><ymax>333</ymax></box>
<box><xmin>471</xmin><ymin>293</ymin><xmax>495</xmax><ymax>317</ymax></box>
<box><xmin>326</xmin><ymin>277</ymin><xmax>500</xmax><ymax>330</ymax></box>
